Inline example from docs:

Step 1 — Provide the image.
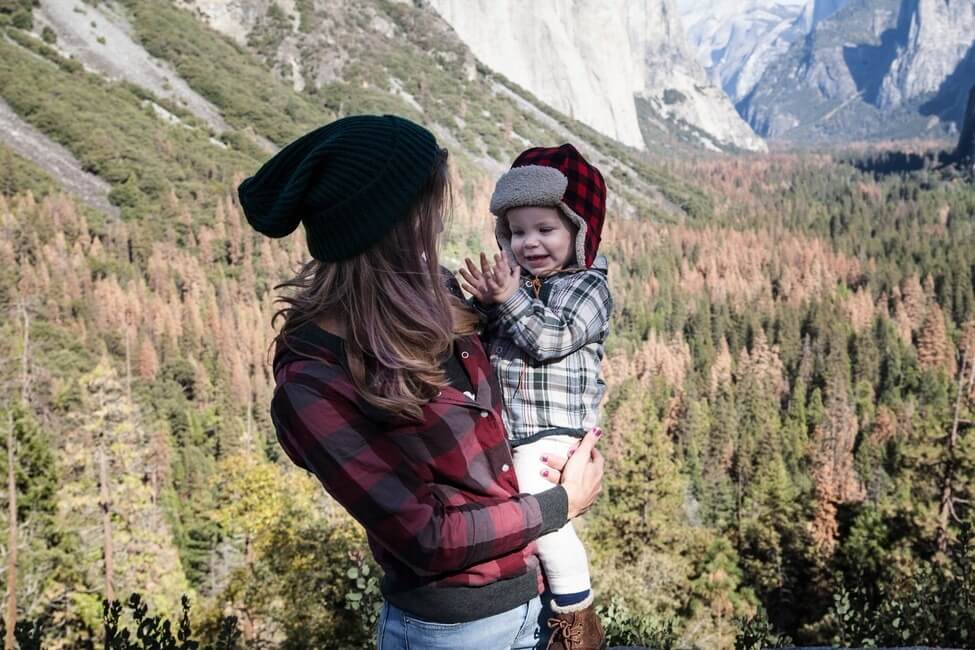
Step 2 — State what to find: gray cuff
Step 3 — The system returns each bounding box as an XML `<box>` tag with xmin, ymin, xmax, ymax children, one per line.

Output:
<box><xmin>534</xmin><ymin>486</ymin><xmax>568</xmax><ymax>535</ymax></box>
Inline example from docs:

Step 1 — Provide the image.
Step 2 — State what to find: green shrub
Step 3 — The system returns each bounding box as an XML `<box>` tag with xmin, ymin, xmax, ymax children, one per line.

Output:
<box><xmin>11</xmin><ymin>7</ymin><xmax>31</xmax><ymax>28</ymax></box>
<box><xmin>0</xmin><ymin>143</ymin><xmax>58</xmax><ymax>197</ymax></box>
<box><xmin>103</xmin><ymin>593</ymin><xmax>240</xmax><ymax>650</ymax></box>
<box><xmin>829</xmin><ymin>533</ymin><xmax>975</xmax><ymax>648</ymax></box>
<box><xmin>597</xmin><ymin>594</ymin><xmax>681</xmax><ymax>649</ymax></box>
<box><xmin>734</xmin><ymin>606</ymin><xmax>792</xmax><ymax>650</ymax></box>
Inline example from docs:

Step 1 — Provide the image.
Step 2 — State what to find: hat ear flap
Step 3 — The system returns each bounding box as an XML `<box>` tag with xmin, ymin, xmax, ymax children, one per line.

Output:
<box><xmin>495</xmin><ymin>213</ymin><xmax>515</xmax><ymax>263</ymax></box>
<box><xmin>557</xmin><ymin>203</ymin><xmax>588</xmax><ymax>268</ymax></box>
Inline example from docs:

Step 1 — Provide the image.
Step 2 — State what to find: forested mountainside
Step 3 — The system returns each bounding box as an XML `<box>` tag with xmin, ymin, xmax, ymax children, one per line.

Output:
<box><xmin>1</xmin><ymin>1</ymin><xmax>974</xmax><ymax>648</ymax></box>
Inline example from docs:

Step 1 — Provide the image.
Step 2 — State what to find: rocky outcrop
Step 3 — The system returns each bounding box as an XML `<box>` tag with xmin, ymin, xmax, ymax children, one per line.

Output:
<box><xmin>429</xmin><ymin>0</ymin><xmax>766</xmax><ymax>152</ymax></box>
<box><xmin>35</xmin><ymin>0</ymin><xmax>231</xmax><ymax>135</ymax></box>
<box><xmin>796</xmin><ymin>0</ymin><xmax>851</xmax><ymax>32</ymax></box>
<box><xmin>877</xmin><ymin>0</ymin><xmax>975</xmax><ymax>110</ymax></box>
<box><xmin>739</xmin><ymin>0</ymin><xmax>975</xmax><ymax>143</ymax></box>
<box><xmin>955</xmin><ymin>85</ymin><xmax>975</xmax><ymax>161</ymax></box>
<box><xmin>680</xmin><ymin>0</ymin><xmax>848</xmax><ymax>104</ymax></box>
<box><xmin>0</xmin><ymin>99</ymin><xmax>119</xmax><ymax>217</ymax></box>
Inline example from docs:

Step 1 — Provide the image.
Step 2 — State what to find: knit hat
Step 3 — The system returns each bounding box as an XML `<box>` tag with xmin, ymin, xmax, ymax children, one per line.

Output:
<box><xmin>238</xmin><ymin>115</ymin><xmax>440</xmax><ymax>262</ymax></box>
<box><xmin>489</xmin><ymin>144</ymin><xmax>606</xmax><ymax>269</ymax></box>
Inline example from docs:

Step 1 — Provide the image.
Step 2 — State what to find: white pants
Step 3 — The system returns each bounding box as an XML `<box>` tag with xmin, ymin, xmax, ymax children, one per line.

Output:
<box><xmin>512</xmin><ymin>435</ymin><xmax>592</xmax><ymax>596</ymax></box>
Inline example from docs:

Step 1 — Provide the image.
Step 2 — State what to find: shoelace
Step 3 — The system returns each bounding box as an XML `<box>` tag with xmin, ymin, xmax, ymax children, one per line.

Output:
<box><xmin>547</xmin><ymin>617</ymin><xmax>584</xmax><ymax>649</ymax></box>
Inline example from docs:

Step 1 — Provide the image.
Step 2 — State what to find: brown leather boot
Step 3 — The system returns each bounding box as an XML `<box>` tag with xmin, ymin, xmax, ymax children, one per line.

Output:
<box><xmin>545</xmin><ymin>594</ymin><xmax>607</xmax><ymax>650</ymax></box>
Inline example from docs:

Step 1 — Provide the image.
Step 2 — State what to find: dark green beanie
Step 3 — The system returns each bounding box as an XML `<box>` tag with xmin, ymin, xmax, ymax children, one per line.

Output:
<box><xmin>237</xmin><ymin>115</ymin><xmax>440</xmax><ymax>261</ymax></box>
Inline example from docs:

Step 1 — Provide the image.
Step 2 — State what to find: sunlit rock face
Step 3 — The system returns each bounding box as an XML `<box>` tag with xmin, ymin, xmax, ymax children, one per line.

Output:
<box><xmin>877</xmin><ymin>0</ymin><xmax>975</xmax><ymax>110</ymax></box>
<box><xmin>429</xmin><ymin>0</ymin><xmax>767</xmax><ymax>152</ymax></box>
<box><xmin>678</xmin><ymin>0</ymin><xmax>849</xmax><ymax>104</ymax></box>
<box><xmin>736</xmin><ymin>0</ymin><xmax>975</xmax><ymax>142</ymax></box>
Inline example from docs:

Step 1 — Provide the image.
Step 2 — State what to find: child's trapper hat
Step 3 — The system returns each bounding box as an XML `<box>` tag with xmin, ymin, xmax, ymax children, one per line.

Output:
<box><xmin>489</xmin><ymin>143</ymin><xmax>606</xmax><ymax>269</ymax></box>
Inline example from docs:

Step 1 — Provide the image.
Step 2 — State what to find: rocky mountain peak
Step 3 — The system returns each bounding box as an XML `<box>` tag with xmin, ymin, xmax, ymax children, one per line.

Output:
<box><xmin>877</xmin><ymin>0</ymin><xmax>975</xmax><ymax>110</ymax></box>
<box><xmin>678</xmin><ymin>0</ymin><xmax>847</xmax><ymax>104</ymax></box>
<box><xmin>738</xmin><ymin>0</ymin><xmax>975</xmax><ymax>143</ymax></box>
<box><xmin>797</xmin><ymin>0</ymin><xmax>850</xmax><ymax>32</ymax></box>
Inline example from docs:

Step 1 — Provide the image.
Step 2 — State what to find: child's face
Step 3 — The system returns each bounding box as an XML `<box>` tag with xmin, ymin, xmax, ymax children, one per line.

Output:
<box><xmin>506</xmin><ymin>206</ymin><xmax>575</xmax><ymax>277</ymax></box>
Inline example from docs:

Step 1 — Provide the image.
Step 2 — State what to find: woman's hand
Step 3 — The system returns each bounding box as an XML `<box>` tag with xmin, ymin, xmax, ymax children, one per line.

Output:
<box><xmin>541</xmin><ymin>428</ymin><xmax>605</xmax><ymax>519</ymax></box>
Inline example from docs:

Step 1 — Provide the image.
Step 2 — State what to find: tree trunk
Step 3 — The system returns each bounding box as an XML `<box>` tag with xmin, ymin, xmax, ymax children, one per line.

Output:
<box><xmin>99</xmin><ymin>446</ymin><xmax>115</xmax><ymax>603</ymax></box>
<box><xmin>125</xmin><ymin>324</ymin><xmax>132</xmax><ymax>407</ymax></box>
<box><xmin>937</xmin><ymin>354</ymin><xmax>975</xmax><ymax>553</ymax></box>
<box><xmin>5</xmin><ymin>413</ymin><xmax>17</xmax><ymax>650</ymax></box>
<box><xmin>19</xmin><ymin>302</ymin><xmax>29</xmax><ymax>404</ymax></box>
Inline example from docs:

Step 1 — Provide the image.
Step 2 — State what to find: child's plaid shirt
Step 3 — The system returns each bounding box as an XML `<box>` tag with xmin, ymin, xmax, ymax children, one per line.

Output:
<box><xmin>484</xmin><ymin>256</ymin><xmax>612</xmax><ymax>445</ymax></box>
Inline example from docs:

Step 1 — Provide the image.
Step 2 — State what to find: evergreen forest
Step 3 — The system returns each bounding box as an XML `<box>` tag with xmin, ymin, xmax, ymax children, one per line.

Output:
<box><xmin>0</xmin><ymin>1</ymin><xmax>973</xmax><ymax>647</ymax></box>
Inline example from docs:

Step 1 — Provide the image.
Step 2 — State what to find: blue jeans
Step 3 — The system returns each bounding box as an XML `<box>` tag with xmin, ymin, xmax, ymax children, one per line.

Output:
<box><xmin>375</xmin><ymin>596</ymin><xmax>547</xmax><ymax>649</ymax></box>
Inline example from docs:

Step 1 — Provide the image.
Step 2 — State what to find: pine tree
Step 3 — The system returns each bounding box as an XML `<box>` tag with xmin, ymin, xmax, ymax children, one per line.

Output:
<box><xmin>0</xmin><ymin>403</ymin><xmax>72</xmax><ymax>642</ymax></box>
<box><xmin>809</xmin><ymin>335</ymin><xmax>864</xmax><ymax>557</ymax></box>
<box><xmin>936</xmin><ymin>351</ymin><xmax>975</xmax><ymax>553</ymax></box>
<box><xmin>590</xmin><ymin>379</ymin><xmax>688</xmax><ymax>562</ymax></box>
<box><xmin>57</xmin><ymin>359</ymin><xmax>190</xmax><ymax>616</ymax></box>
<box><xmin>783</xmin><ymin>377</ymin><xmax>809</xmax><ymax>480</ymax></box>
<box><xmin>917</xmin><ymin>305</ymin><xmax>956</xmax><ymax>377</ymax></box>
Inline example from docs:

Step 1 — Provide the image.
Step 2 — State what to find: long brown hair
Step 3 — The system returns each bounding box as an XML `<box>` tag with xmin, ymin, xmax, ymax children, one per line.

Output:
<box><xmin>271</xmin><ymin>148</ymin><xmax>479</xmax><ymax>420</ymax></box>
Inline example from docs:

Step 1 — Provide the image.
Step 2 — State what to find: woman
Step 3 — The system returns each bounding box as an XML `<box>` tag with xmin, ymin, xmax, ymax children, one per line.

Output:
<box><xmin>238</xmin><ymin>115</ymin><xmax>605</xmax><ymax>649</ymax></box>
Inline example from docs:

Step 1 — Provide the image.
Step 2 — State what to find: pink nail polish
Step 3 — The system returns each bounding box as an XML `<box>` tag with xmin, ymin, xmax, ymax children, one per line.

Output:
<box><xmin>541</xmin><ymin>470</ymin><xmax>549</xmax><ymax>477</ymax></box>
<box><xmin>595</xmin><ymin>428</ymin><xmax>603</xmax><ymax>437</ymax></box>
<box><xmin>540</xmin><ymin>455</ymin><xmax>548</xmax><ymax>462</ymax></box>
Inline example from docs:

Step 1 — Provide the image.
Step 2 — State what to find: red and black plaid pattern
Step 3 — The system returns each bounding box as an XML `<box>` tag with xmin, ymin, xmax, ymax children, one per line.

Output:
<box><xmin>511</xmin><ymin>144</ymin><xmax>606</xmax><ymax>268</ymax></box>
<box><xmin>269</xmin><ymin>322</ymin><xmax>568</xmax><ymax>621</ymax></box>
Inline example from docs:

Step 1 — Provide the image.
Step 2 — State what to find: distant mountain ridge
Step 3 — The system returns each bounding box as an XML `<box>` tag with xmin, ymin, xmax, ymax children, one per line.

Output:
<box><xmin>737</xmin><ymin>0</ymin><xmax>975</xmax><ymax>143</ymax></box>
<box><xmin>678</xmin><ymin>0</ymin><xmax>849</xmax><ymax>104</ymax></box>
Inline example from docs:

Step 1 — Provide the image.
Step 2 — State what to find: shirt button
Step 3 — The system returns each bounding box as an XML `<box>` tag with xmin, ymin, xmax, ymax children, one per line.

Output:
<box><xmin>461</xmin><ymin>351</ymin><xmax>470</xmax><ymax>359</ymax></box>
<box><xmin>480</xmin><ymin>411</ymin><xmax>489</xmax><ymax>418</ymax></box>
<box><xmin>501</xmin><ymin>463</ymin><xmax>510</xmax><ymax>472</ymax></box>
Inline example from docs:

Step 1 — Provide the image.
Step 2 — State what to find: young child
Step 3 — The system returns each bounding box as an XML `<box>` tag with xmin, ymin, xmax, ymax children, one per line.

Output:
<box><xmin>459</xmin><ymin>144</ymin><xmax>612</xmax><ymax>649</ymax></box>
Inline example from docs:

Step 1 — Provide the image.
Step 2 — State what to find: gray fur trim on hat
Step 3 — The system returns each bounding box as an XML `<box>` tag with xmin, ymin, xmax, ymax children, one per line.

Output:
<box><xmin>489</xmin><ymin>165</ymin><xmax>567</xmax><ymax>216</ymax></box>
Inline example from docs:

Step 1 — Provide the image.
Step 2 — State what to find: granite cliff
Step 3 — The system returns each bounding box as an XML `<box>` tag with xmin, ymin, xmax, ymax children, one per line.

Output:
<box><xmin>428</xmin><ymin>0</ymin><xmax>767</xmax><ymax>152</ymax></box>
<box><xmin>955</xmin><ymin>85</ymin><xmax>975</xmax><ymax>161</ymax></box>
<box><xmin>739</xmin><ymin>0</ymin><xmax>975</xmax><ymax>142</ymax></box>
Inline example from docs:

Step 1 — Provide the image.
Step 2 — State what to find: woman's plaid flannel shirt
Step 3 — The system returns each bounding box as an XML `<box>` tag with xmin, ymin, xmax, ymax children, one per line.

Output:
<box><xmin>270</xmin><ymin>322</ymin><xmax>569</xmax><ymax>623</ymax></box>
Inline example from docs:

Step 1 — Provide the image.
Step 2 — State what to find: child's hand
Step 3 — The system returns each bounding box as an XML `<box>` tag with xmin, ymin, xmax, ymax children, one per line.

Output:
<box><xmin>484</xmin><ymin>252</ymin><xmax>520</xmax><ymax>303</ymax></box>
<box><xmin>460</xmin><ymin>253</ymin><xmax>521</xmax><ymax>304</ymax></box>
<box><xmin>459</xmin><ymin>254</ymin><xmax>491</xmax><ymax>303</ymax></box>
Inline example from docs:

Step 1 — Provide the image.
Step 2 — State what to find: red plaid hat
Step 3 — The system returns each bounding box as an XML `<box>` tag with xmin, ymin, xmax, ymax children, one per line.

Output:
<box><xmin>490</xmin><ymin>143</ymin><xmax>606</xmax><ymax>269</ymax></box>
